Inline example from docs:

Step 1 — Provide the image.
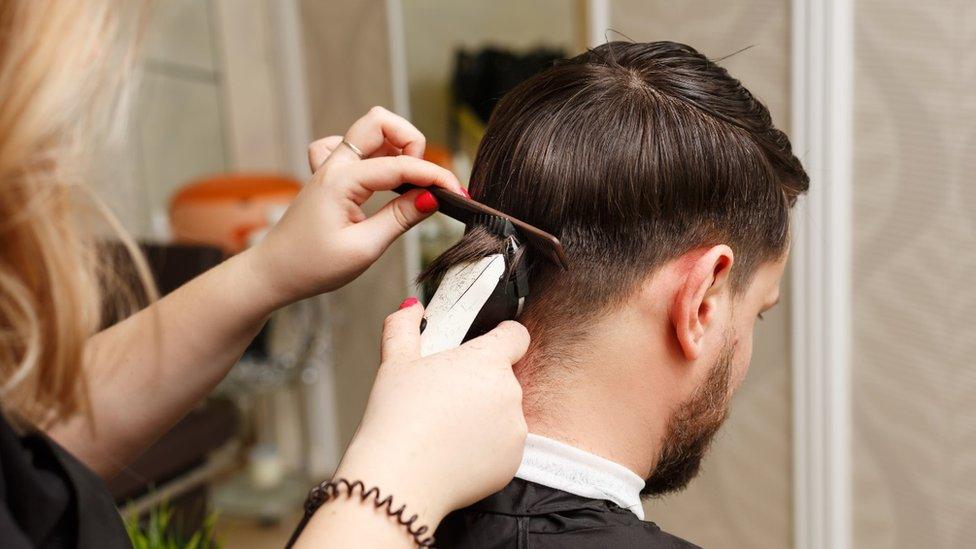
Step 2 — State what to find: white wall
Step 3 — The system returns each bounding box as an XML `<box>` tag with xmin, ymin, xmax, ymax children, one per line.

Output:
<box><xmin>93</xmin><ymin>0</ymin><xmax>291</xmax><ymax>239</ymax></box>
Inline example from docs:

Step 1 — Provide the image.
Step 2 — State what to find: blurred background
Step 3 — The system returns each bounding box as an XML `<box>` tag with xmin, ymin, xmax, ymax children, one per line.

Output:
<box><xmin>96</xmin><ymin>1</ymin><xmax>974</xmax><ymax>548</ymax></box>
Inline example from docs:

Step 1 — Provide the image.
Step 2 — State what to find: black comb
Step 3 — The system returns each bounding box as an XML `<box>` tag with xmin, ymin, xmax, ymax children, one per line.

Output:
<box><xmin>469</xmin><ymin>213</ymin><xmax>514</xmax><ymax>238</ymax></box>
<box><xmin>393</xmin><ymin>184</ymin><xmax>569</xmax><ymax>270</ymax></box>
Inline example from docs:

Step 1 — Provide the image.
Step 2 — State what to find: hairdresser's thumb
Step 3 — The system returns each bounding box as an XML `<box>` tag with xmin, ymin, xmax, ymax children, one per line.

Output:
<box><xmin>463</xmin><ymin>321</ymin><xmax>531</xmax><ymax>365</ymax></box>
<box><xmin>380</xmin><ymin>298</ymin><xmax>425</xmax><ymax>364</ymax></box>
<box><xmin>353</xmin><ymin>189</ymin><xmax>435</xmax><ymax>253</ymax></box>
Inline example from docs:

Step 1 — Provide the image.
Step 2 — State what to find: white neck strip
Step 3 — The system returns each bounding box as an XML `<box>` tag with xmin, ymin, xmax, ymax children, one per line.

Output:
<box><xmin>515</xmin><ymin>433</ymin><xmax>645</xmax><ymax>520</ymax></box>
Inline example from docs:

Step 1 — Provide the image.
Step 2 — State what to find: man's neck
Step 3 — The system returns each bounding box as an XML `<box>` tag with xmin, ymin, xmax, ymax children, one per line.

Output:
<box><xmin>520</xmin><ymin>342</ymin><xmax>670</xmax><ymax>479</ymax></box>
<box><xmin>526</xmin><ymin>400</ymin><xmax>658</xmax><ymax>479</ymax></box>
<box><xmin>516</xmin><ymin>300</ymin><xmax>681</xmax><ymax>479</ymax></box>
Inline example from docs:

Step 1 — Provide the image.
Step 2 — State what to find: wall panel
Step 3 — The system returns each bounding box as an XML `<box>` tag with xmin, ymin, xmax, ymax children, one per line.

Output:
<box><xmin>852</xmin><ymin>1</ymin><xmax>976</xmax><ymax>547</ymax></box>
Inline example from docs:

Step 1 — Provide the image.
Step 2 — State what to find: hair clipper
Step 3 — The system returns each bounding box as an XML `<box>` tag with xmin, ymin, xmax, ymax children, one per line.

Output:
<box><xmin>392</xmin><ymin>184</ymin><xmax>568</xmax><ymax>357</ymax></box>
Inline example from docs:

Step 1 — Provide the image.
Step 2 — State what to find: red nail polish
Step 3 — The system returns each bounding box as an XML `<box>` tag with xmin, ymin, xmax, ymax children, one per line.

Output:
<box><xmin>399</xmin><ymin>297</ymin><xmax>419</xmax><ymax>309</ymax></box>
<box><xmin>414</xmin><ymin>191</ymin><xmax>438</xmax><ymax>213</ymax></box>
<box><xmin>459</xmin><ymin>187</ymin><xmax>471</xmax><ymax>199</ymax></box>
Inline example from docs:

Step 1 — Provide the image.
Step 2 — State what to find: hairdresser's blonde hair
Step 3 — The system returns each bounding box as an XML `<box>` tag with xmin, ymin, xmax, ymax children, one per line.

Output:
<box><xmin>0</xmin><ymin>0</ymin><xmax>152</xmax><ymax>428</ymax></box>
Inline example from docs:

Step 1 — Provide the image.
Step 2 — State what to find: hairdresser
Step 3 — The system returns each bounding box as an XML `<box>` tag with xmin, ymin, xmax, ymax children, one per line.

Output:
<box><xmin>0</xmin><ymin>2</ymin><xmax>530</xmax><ymax>548</ymax></box>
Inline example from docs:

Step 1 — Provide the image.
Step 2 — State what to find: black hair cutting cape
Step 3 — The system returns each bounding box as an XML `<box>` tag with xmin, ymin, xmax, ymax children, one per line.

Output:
<box><xmin>436</xmin><ymin>478</ymin><xmax>702</xmax><ymax>548</ymax></box>
<box><xmin>0</xmin><ymin>412</ymin><xmax>129</xmax><ymax>548</ymax></box>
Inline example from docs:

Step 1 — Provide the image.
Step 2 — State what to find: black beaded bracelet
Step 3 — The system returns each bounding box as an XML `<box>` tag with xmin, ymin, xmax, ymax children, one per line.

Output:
<box><xmin>285</xmin><ymin>478</ymin><xmax>435</xmax><ymax>548</ymax></box>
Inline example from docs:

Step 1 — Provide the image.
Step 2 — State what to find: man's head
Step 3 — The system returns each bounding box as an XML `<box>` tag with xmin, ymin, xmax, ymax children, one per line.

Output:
<box><xmin>421</xmin><ymin>42</ymin><xmax>807</xmax><ymax>496</ymax></box>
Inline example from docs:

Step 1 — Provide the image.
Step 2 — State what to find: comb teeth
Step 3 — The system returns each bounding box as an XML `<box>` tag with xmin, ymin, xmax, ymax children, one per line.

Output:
<box><xmin>470</xmin><ymin>213</ymin><xmax>516</xmax><ymax>238</ymax></box>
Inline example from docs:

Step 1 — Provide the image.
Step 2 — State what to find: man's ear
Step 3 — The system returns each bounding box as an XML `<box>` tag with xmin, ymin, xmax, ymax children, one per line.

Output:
<box><xmin>671</xmin><ymin>245</ymin><xmax>734</xmax><ymax>361</ymax></box>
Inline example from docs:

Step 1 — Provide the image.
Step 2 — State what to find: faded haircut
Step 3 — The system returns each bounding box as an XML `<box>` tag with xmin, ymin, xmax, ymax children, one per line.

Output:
<box><xmin>420</xmin><ymin>41</ymin><xmax>808</xmax><ymax>367</ymax></box>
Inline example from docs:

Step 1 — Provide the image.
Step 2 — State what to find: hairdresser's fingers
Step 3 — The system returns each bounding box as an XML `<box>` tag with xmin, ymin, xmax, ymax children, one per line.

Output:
<box><xmin>308</xmin><ymin>136</ymin><xmax>343</xmax><ymax>173</ymax></box>
<box><xmin>333</xmin><ymin>155</ymin><xmax>462</xmax><ymax>204</ymax></box>
<box><xmin>328</xmin><ymin>106</ymin><xmax>425</xmax><ymax>164</ymax></box>
<box><xmin>381</xmin><ymin>300</ymin><xmax>425</xmax><ymax>364</ymax></box>
<box><xmin>460</xmin><ymin>321</ymin><xmax>531</xmax><ymax>366</ymax></box>
<box><xmin>346</xmin><ymin>188</ymin><xmax>433</xmax><ymax>251</ymax></box>
<box><xmin>371</xmin><ymin>142</ymin><xmax>403</xmax><ymax>159</ymax></box>
<box><xmin>310</xmin><ymin>137</ymin><xmax>406</xmax><ymax>174</ymax></box>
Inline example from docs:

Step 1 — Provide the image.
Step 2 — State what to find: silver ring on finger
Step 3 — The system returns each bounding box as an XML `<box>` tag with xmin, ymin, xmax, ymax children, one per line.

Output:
<box><xmin>340</xmin><ymin>138</ymin><xmax>367</xmax><ymax>159</ymax></box>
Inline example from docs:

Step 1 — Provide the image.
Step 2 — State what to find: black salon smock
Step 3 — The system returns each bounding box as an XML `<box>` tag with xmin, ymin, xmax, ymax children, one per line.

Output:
<box><xmin>0</xmin><ymin>413</ymin><xmax>129</xmax><ymax>548</ymax></box>
<box><xmin>436</xmin><ymin>478</ymin><xmax>700</xmax><ymax>548</ymax></box>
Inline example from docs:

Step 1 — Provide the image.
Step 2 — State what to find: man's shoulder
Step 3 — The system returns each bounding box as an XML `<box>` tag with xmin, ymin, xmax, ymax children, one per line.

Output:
<box><xmin>533</xmin><ymin>507</ymin><xmax>702</xmax><ymax>548</ymax></box>
<box><xmin>438</xmin><ymin>506</ymin><xmax>701</xmax><ymax>548</ymax></box>
<box><xmin>436</xmin><ymin>479</ymin><xmax>702</xmax><ymax>548</ymax></box>
<box><xmin>625</xmin><ymin>520</ymin><xmax>702</xmax><ymax>548</ymax></box>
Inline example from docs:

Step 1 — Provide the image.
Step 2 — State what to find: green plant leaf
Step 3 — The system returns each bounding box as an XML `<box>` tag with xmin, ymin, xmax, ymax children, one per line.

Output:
<box><xmin>124</xmin><ymin>496</ymin><xmax>221</xmax><ymax>549</ymax></box>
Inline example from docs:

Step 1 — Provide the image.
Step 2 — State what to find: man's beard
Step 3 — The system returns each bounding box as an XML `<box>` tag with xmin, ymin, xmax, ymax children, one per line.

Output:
<box><xmin>641</xmin><ymin>339</ymin><xmax>735</xmax><ymax>497</ymax></box>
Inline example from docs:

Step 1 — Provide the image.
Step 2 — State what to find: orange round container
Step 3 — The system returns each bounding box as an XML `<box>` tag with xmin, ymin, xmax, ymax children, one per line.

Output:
<box><xmin>169</xmin><ymin>174</ymin><xmax>302</xmax><ymax>254</ymax></box>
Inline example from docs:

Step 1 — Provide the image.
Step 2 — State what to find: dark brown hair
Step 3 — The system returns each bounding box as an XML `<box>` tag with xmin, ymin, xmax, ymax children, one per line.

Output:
<box><xmin>421</xmin><ymin>41</ymin><xmax>808</xmax><ymax>363</ymax></box>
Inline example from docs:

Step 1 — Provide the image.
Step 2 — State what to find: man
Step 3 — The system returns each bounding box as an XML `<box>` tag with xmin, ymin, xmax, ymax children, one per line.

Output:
<box><xmin>427</xmin><ymin>41</ymin><xmax>808</xmax><ymax>548</ymax></box>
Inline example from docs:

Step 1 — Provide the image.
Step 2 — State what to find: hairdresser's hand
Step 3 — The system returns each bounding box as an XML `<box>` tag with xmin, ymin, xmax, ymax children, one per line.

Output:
<box><xmin>248</xmin><ymin>107</ymin><xmax>463</xmax><ymax>306</ymax></box>
<box><xmin>333</xmin><ymin>301</ymin><xmax>530</xmax><ymax>528</ymax></box>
